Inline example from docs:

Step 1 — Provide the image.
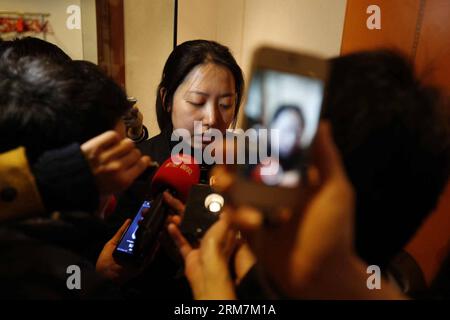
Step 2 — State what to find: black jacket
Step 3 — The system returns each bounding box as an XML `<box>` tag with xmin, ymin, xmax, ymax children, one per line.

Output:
<box><xmin>0</xmin><ymin>213</ymin><xmax>119</xmax><ymax>299</ymax></box>
<box><xmin>0</xmin><ymin>144</ymin><xmax>120</xmax><ymax>299</ymax></box>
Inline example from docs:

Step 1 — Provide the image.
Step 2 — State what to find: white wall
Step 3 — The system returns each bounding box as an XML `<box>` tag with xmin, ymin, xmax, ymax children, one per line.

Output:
<box><xmin>124</xmin><ymin>0</ymin><xmax>174</xmax><ymax>137</ymax></box>
<box><xmin>0</xmin><ymin>0</ymin><xmax>84</xmax><ymax>59</ymax></box>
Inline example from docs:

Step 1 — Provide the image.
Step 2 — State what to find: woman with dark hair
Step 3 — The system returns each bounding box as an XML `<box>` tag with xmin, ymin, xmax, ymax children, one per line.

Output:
<box><xmin>114</xmin><ymin>39</ymin><xmax>244</xmax><ymax>213</ymax></box>
<box><xmin>270</xmin><ymin>104</ymin><xmax>305</xmax><ymax>160</ymax></box>
<box><xmin>113</xmin><ymin>39</ymin><xmax>244</xmax><ymax>212</ymax></box>
<box><xmin>253</xmin><ymin>104</ymin><xmax>306</xmax><ymax>187</ymax></box>
<box><xmin>137</xmin><ymin>39</ymin><xmax>244</xmax><ymax>166</ymax></box>
<box><xmin>112</xmin><ymin>40</ymin><xmax>244</xmax><ymax>299</ymax></box>
<box><xmin>113</xmin><ymin>40</ymin><xmax>244</xmax><ymax>216</ymax></box>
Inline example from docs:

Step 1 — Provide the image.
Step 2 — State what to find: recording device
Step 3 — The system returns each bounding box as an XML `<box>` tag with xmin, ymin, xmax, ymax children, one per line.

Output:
<box><xmin>228</xmin><ymin>46</ymin><xmax>328</xmax><ymax>215</ymax></box>
<box><xmin>180</xmin><ymin>184</ymin><xmax>224</xmax><ymax>244</ymax></box>
<box><xmin>113</xmin><ymin>155</ymin><xmax>200</xmax><ymax>265</ymax></box>
<box><xmin>127</xmin><ymin>96</ymin><xmax>138</xmax><ymax>108</ymax></box>
<box><xmin>113</xmin><ymin>200</ymin><xmax>151</xmax><ymax>263</ymax></box>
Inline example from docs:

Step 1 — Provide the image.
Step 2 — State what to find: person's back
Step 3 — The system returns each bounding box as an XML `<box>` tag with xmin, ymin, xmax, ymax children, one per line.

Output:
<box><xmin>0</xmin><ymin>217</ymin><xmax>119</xmax><ymax>299</ymax></box>
<box><xmin>0</xmin><ymin>53</ymin><xmax>128</xmax><ymax>162</ymax></box>
<box><xmin>0</xmin><ymin>51</ymin><xmax>130</xmax><ymax>298</ymax></box>
<box><xmin>324</xmin><ymin>50</ymin><xmax>450</xmax><ymax>269</ymax></box>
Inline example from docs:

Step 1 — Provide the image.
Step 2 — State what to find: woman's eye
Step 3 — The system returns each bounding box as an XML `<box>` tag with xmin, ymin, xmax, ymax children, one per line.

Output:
<box><xmin>219</xmin><ymin>103</ymin><xmax>232</xmax><ymax>109</ymax></box>
<box><xmin>188</xmin><ymin>101</ymin><xmax>204</xmax><ymax>107</ymax></box>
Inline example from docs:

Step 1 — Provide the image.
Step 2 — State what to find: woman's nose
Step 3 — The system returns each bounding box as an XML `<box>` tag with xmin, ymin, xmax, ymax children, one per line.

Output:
<box><xmin>203</xmin><ymin>103</ymin><xmax>219</xmax><ymax>128</ymax></box>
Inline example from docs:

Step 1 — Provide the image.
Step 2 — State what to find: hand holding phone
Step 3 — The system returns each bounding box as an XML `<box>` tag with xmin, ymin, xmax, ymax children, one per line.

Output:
<box><xmin>113</xmin><ymin>200</ymin><xmax>151</xmax><ymax>264</ymax></box>
<box><xmin>180</xmin><ymin>184</ymin><xmax>221</xmax><ymax>245</ymax></box>
<box><xmin>229</xmin><ymin>46</ymin><xmax>328</xmax><ymax>215</ymax></box>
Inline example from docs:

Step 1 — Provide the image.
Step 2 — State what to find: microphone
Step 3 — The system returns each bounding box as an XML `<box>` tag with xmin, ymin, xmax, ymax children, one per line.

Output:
<box><xmin>134</xmin><ymin>154</ymin><xmax>200</xmax><ymax>263</ymax></box>
<box><xmin>150</xmin><ymin>155</ymin><xmax>200</xmax><ymax>202</ymax></box>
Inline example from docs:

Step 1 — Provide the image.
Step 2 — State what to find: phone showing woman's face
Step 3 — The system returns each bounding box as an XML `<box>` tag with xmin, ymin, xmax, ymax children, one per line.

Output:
<box><xmin>270</xmin><ymin>108</ymin><xmax>304</xmax><ymax>158</ymax></box>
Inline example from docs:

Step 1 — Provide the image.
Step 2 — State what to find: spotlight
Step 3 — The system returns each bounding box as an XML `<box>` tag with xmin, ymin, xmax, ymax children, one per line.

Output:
<box><xmin>204</xmin><ymin>193</ymin><xmax>224</xmax><ymax>213</ymax></box>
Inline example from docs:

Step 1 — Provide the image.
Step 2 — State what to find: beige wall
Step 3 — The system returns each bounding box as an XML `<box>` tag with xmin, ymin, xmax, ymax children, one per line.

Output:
<box><xmin>178</xmin><ymin>0</ymin><xmax>245</xmax><ymax>62</ymax></box>
<box><xmin>0</xmin><ymin>0</ymin><xmax>84</xmax><ymax>59</ymax></box>
<box><xmin>178</xmin><ymin>0</ymin><xmax>347</xmax><ymax>125</ymax></box>
<box><xmin>124</xmin><ymin>0</ymin><xmax>174</xmax><ymax>137</ymax></box>
<box><xmin>80</xmin><ymin>0</ymin><xmax>97</xmax><ymax>64</ymax></box>
<box><xmin>179</xmin><ymin>0</ymin><xmax>347</xmax><ymax>72</ymax></box>
<box><xmin>240</xmin><ymin>0</ymin><xmax>347</xmax><ymax>70</ymax></box>
<box><xmin>178</xmin><ymin>0</ymin><xmax>219</xmax><ymax>42</ymax></box>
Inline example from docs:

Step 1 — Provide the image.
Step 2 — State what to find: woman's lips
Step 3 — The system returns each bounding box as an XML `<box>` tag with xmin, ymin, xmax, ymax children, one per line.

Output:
<box><xmin>191</xmin><ymin>135</ymin><xmax>212</xmax><ymax>147</ymax></box>
<box><xmin>193</xmin><ymin>134</ymin><xmax>214</xmax><ymax>143</ymax></box>
<box><xmin>201</xmin><ymin>139</ymin><xmax>213</xmax><ymax>147</ymax></box>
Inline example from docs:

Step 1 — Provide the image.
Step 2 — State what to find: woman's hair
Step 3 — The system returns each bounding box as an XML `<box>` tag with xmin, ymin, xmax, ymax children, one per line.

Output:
<box><xmin>155</xmin><ymin>40</ymin><xmax>244</xmax><ymax>132</ymax></box>
<box><xmin>271</xmin><ymin>104</ymin><xmax>305</xmax><ymax>130</ymax></box>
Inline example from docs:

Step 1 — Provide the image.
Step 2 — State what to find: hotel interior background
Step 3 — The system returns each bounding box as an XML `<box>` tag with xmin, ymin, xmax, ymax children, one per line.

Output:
<box><xmin>1</xmin><ymin>0</ymin><xmax>448</xmax><ymax>287</ymax></box>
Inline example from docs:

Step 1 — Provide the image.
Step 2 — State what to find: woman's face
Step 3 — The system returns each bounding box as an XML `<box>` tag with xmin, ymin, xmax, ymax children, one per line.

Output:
<box><xmin>171</xmin><ymin>63</ymin><xmax>236</xmax><ymax>147</ymax></box>
<box><xmin>271</xmin><ymin>109</ymin><xmax>303</xmax><ymax>158</ymax></box>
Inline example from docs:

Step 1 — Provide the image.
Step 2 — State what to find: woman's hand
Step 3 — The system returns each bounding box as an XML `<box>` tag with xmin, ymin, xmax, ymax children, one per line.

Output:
<box><xmin>213</xmin><ymin>122</ymin><xmax>355</xmax><ymax>298</ymax></box>
<box><xmin>81</xmin><ymin>131</ymin><xmax>151</xmax><ymax>195</ymax></box>
<box><xmin>214</xmin><ymin>122</ymin><xmax>406</xmax><ymax>299</ymax></box>
<box><xmin>163</xmin><ymin>191</ymin><xmax>186</xmax><ymax>226</ymax></box>
<box><xmin>168</xmin><ymin>214</ymin><xmax>238</xmax><ymax>300</ymax></box>
<box><xmin>123</xmin><ymin>105</ymin><xmax>144</xmax><ymax>140</ymax></box>
<box><xmin>233</xmin><ymin>241</ymin><xmax>256</xmax><ymax>285</ymax></box>
<box><xmin>96</xmin><ymin>219</ymin><xmax>140</xmax><ymax>284</ymax></box>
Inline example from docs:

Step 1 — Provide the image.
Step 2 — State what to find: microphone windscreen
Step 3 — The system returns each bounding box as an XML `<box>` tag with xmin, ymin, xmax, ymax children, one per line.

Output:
<box><xmin>150</xmin><ymin>154</ymin><xmax>200</xmax><ymax>201</ymax></box>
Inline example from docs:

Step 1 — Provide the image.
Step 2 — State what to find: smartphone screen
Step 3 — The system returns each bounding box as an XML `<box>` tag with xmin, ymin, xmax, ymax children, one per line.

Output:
<box><xmin>242</xmin><ymin>68</ymin><xmax>325</xmax><ymax>187</ymax></box>
<box><xmin>115</xmin><ymin>200</ymin><xmax>151</xmax><ymax>256</ymax></box>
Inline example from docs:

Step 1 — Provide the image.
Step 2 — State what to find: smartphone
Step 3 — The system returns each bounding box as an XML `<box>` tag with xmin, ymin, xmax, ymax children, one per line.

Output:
<box><xmin>229</xmin><ymin>46</ymin><xmax>328</xmax><ymax>212</ymax></box>
<box><xmin>180</xmin><ymin>184</ymin><xmax>220</xmax><ymax>245</ymax></box>
<box><xmin>113</xmin><ymin>200</ymin><xmax>151</xmax><ymax>264</ymax></box>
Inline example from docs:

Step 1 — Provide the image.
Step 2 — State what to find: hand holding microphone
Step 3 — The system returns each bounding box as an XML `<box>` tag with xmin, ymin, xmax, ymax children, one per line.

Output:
<box><xmin>133</xmin><ymin>155</ymin><xmax>200</xmax><ymax>264</ymax></box>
